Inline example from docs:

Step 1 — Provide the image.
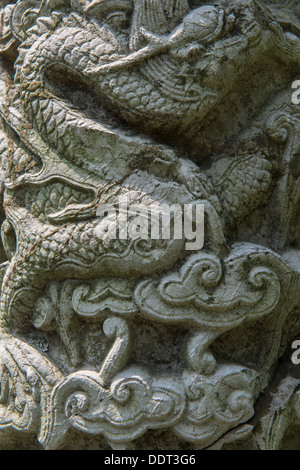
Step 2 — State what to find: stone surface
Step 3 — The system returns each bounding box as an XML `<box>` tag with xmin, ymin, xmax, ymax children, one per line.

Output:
<box><xmin>0</xmin><ymin>0</ymin><xmax>299</xmax><ymax>450</ymax></box>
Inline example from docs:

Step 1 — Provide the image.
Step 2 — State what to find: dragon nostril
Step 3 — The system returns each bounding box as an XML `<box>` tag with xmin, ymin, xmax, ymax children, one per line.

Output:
<box><xmin>225</xmin><ymin>13</ymin><xmax>236</xmax><ymax>34</ymax></box>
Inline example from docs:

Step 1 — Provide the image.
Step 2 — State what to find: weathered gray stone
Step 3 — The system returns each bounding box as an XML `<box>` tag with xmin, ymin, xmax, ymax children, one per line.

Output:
<box><xmin>0</xmin><ymin>0</ymin><xmax>299</xmax><ymax>450</ymax></box>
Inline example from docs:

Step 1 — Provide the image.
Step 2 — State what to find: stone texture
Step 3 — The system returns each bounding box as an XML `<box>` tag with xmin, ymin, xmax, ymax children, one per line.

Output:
<box><xmin>0</xmin><ymin>0</ymin><xmax>299</xmax><ymax>450</ymax></box>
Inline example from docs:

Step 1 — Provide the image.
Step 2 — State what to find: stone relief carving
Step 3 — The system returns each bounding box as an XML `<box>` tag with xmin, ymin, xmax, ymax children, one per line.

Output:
<box><xmin>0</xmin><ymin>0</ymin><xmax>299</xmax><ymax>450</ymax></box>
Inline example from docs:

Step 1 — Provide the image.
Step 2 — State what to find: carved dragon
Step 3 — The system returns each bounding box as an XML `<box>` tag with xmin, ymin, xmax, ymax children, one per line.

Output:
<box><xmin>0</xmin><ymin>0</ymin><xmax>295</xmax><ymax>328</ymax></box>
<box><xmin>0</xmin><ymin>0</ymin><xmax>299</xmax><ymax>449</ymax></box>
